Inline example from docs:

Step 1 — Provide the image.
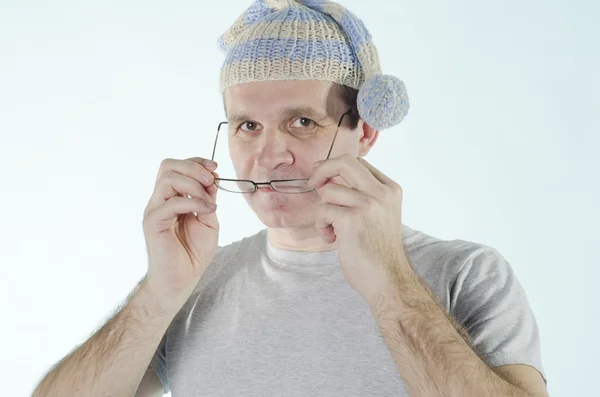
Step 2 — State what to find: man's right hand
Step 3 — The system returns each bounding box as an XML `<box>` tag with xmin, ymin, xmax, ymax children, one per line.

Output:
<box><xmin>142</xmin><ymin>157</ymin><xmax>220</xmax><ymax>306</ymax></box>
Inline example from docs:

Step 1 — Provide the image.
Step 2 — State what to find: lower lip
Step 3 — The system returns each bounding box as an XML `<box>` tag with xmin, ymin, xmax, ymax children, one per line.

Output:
<box><xmin>259</xmin><ymin>187</ymin><xmax>275</xmax><ymax>193</ymax></box>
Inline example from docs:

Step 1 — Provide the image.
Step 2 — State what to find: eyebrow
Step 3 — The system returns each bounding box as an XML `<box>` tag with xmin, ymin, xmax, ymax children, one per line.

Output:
<box><xmin>227</xmin><ymin>106</ymin><xmax>329</xmax><ymax>125</ymax></box>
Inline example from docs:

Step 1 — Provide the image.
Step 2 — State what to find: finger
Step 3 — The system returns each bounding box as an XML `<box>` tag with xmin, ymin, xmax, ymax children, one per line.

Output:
<box><xmin>320</xmin><ymin>224</ymin><xmax>336</xmax><ymax>243</ymax></box>
<box><xmin>149</xmin><ymin>158</ymin><xmax>217</xmax><ymax>207</ymax></box>
<box><xmin>149</xmin><ymin>171</ymin><xmax>214</xmax><ymax>211</ymax></box>
<box><xmin>180</xmin><ymin>157</ymin><xmax>218</xmax><ymax>187</ymax></box>
<box><xmin>310</xmin><ymin>154</ymin><xmax>377</xmax><ymax>194</ymax></box>
<box><xmin>191</xmin><ymin>170</ymin><xmax>219</xmax><ymax>219</ymax></box>
<box><xmin>205</xmin><ymin>171</ymin><xmax>219</xmax><ymax>203</ymax></box>
<box><xmin>317</xmin><ymin>182</ymin><xmax>368</xmax><ymax>208</ymax></box>
<box><xmin>155</xmin><ymin>157</ymin><xmax>217</xmax><ymax>186</ymax></box>
<box><xmin>314</xmin><ymin>203</ymin><xmax>347</xmax><ymax>241</ymax></box>
<box><xmin>187</xmin><ymin>156</ymin><xmax>218</xmax><ymax>171</ymax></box>
<box><xmin>154</xmin><ymin>196</ymin><xmax>217</xmax><ymax>223</ymax></box>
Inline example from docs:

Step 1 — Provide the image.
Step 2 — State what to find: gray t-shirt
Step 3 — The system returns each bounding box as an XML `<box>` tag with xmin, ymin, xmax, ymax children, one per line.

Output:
<box><xmin>150</xmin><ymin>224</ymin><xmax>546</xmax><ymax>396</ymax></box>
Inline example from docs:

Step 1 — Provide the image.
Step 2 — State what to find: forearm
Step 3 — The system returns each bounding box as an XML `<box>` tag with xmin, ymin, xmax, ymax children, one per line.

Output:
<box><xmin>371</xmin><ymin>261</ymin><xmax>529</xmax><ymax>397</ymax></box>
<box><xmin>32</xmin><ymin>277</ymin><xmax>180</xmax><ymax>397</ymax></box>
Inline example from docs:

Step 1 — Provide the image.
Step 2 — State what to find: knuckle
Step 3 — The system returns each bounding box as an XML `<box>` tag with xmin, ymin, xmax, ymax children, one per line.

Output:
<box><xmin>160</xmin><ymin>158</ymin><xmax>173</xmax><ymax>169</ymax></box>
<box><xmin>162</xmin><ymin>169</ymin><xmax>175</xmax><ymax>183</ymax></box>
<box><xmin>142</xmin><ymin>209</ymin><xmax>154</xmax><ymax>227</ymax></box>
<box><xmin>142</xmin><ymin>204</ymin><xmax>151</xmax><ymax>218</ymax></box>
<box><xmin>389</xmin><ymin>182</ymin><xmax>402</xmax><ymax>197</ymax></box>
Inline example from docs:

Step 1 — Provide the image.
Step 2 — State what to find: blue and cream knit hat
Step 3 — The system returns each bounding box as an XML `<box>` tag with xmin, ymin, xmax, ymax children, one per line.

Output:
<box><xmin>217</xmin><ymin>0</ymin><xmax>409</xmax><ymax>131</ymax></box>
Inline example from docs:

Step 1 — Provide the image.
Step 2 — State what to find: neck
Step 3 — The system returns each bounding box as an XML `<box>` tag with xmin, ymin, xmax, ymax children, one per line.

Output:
<box><xmin>267</xmin><ymin>226</ymin><xmax>338</xmax><ymax>252</ymax></box>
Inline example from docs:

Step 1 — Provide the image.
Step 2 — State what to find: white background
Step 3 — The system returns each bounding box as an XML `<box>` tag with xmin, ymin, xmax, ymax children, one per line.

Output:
<box><xmin>1</xmin><ymin>1</ymin><xmax>597</xmax><ymax>396</ymax></box>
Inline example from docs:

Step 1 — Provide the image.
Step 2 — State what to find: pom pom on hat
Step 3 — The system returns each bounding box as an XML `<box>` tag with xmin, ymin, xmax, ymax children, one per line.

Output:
<box><xmin>357</xmin><ymin>74</ymin><xmax>410</xmax><ymax>131</ymax></box>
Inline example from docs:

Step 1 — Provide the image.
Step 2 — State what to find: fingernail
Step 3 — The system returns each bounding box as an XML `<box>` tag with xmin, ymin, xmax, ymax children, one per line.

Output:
<box><xmin>207</xmin><ymin>160</ymin><xmax>218</xmax><ymax>168</ymax></box>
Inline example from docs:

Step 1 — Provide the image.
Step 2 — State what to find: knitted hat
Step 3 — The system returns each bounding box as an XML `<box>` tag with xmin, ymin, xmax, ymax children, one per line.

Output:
<box><xmin>217</xmin><ymin>0</ymin><xmax>409</xmax><ymax>131</ymax></box>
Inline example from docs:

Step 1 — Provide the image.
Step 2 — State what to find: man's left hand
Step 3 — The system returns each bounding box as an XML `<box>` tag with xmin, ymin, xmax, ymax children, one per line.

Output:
<box><xmin>308</xmin><ymin>154</ymin><xmax>409</xmax><ymax>307</ymax></box>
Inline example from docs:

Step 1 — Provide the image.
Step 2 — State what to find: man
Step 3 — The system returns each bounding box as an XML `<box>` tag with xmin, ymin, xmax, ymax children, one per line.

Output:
<box><xmin>32</xmin><ymin>1</ymin><xmax>548</xmax><ymax>396</ymax></box>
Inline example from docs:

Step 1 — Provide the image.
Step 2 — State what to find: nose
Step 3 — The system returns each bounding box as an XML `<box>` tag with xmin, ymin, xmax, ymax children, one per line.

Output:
<box><xmin>254</xmin><ymin>128</ymin><xmax>295</xmax><ymax>171</ymax></box>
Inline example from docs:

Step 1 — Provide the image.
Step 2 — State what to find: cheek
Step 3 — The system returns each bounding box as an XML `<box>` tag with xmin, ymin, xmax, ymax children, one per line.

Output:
<box><xmin>228</xmin><ymin>147</ymin><xmax>251</xmax><ymax>172</ymax></box>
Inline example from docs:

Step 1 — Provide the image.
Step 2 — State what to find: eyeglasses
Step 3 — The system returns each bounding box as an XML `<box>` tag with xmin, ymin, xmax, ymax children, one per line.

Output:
<box><xmin>210</xmin><ymin>109</ymin><xmax>352</xmax><ymax>194</ymax></box>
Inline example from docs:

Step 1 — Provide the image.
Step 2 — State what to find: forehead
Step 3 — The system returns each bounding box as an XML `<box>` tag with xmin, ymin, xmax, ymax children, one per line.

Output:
<box><xmin>223</xmin><ymin>80</ymin><xmax>342</xmax><ymax>117</ymax></box>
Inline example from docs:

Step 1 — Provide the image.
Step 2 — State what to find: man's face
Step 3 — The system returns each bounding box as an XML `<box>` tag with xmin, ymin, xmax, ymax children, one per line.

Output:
<box><xmin>222</xmin><ymin>79</ymin><xmax>362</xmax><ymax>229</ymax></box>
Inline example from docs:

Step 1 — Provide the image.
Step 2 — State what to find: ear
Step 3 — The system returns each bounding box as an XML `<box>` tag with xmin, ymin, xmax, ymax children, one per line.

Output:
<box><xmin>357</xmin><ymin>119</ymin><xmax>379</xmax><ymax>157</ymax></box>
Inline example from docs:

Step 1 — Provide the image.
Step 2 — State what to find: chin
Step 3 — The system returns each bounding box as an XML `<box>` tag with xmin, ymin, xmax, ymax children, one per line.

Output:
<box><xmin>258</xmin><ymin>213</ymin><xmax>315</xmax><ymax>229</ymax></box>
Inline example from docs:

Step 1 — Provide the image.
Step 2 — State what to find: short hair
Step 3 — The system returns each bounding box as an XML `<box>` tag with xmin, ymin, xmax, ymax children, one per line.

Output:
<box><xmin>336</xmin><ymin>84</ymin><xmax>360</xmax><ymax>130</ymax></box>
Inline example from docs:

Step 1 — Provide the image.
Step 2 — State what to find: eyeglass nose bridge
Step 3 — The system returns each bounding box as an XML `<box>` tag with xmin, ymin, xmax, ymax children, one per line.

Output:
<box><xmin>253</xmin><ymin>181</ymin><xmax>273</xmax><ymax>191</ymax></box>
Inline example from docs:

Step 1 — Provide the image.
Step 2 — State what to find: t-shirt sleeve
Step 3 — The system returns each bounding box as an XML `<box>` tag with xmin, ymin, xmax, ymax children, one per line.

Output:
<box><xmin>149</xmin><ymin>332</ymin><xmax>170</xmax><ymax>394</ymax></box>
<box><xmin>449</xmin><ymin>246</ymin><xmax>547</xmax><ymax>386</ymax></box>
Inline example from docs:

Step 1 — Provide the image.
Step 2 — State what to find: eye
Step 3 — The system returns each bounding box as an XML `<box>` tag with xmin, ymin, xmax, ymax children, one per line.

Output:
<box><xmin>239</xmin><ymin>121</ymin><xmax>261</xmax><ymax>132</ymax></box>
<box><xmin>290</xmin><ymin>117</ymin><xmax>316</xmax><ymax>129</ymax></box>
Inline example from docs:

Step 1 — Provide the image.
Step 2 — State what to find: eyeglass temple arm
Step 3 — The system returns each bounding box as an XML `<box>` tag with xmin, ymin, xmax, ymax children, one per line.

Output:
<box><xmin>212</xmin><ymin>122</ymin><xmax>227</xmax><ymax>162</ymax></box>
<box><xmin>326</xmin><ymin>109</ymin><xmax>352</xmax><ymax>160</ymax></box>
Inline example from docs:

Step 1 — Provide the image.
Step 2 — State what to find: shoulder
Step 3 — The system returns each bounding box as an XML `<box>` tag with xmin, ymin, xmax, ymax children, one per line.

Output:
<box><xmin>402</xmin><ymin>223</ymin><xmax>504</xmax><ymax>277</ymax></box>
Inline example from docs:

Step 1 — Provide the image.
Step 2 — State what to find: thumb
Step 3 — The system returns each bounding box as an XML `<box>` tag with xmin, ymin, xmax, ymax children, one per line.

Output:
<box><xmin>206</xmin><ymin>171</ymin><xmax>219</xmax><ymax>203</ymax></box>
